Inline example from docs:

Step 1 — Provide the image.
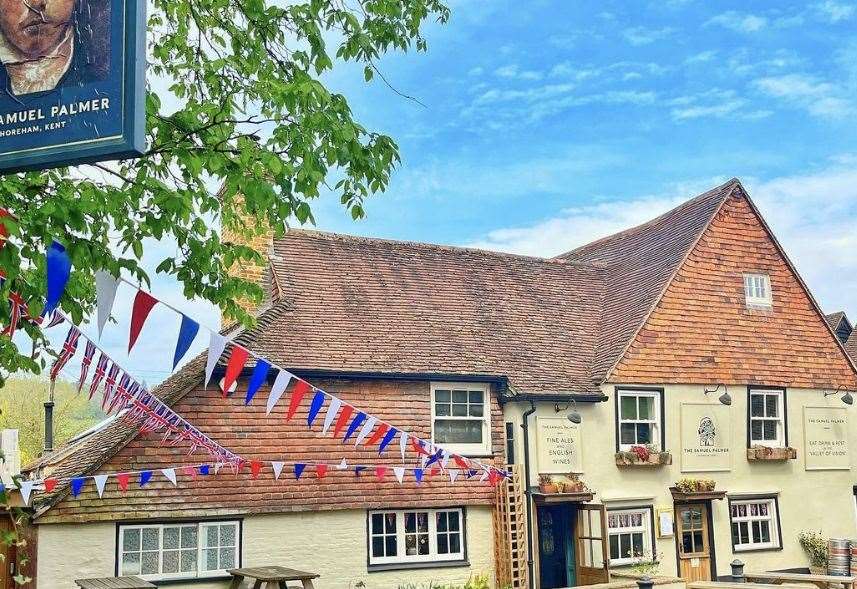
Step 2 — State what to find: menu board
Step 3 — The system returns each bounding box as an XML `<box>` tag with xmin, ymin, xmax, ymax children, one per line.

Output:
<box><xmin>680</xmin><ymin>403</ymin><xmax>732</xmax><ymax>472</ymax></box>
<box><xmin>536</xmin><ymin>416</ymin><xmax>583</xmax><ymax>474</ymax></box>
<box><xmin>804</xmin><ymin>406</ymin><xmax>849</xmax><ymax>471</ymax></box>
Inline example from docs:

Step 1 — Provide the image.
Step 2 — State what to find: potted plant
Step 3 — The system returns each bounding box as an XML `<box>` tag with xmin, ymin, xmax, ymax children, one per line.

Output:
<box><xmin>615</xmin><ymin>444</ymin><xmax>673</xmax><ymax>467</ymax></box>
<box><xmin>538</xmin><ymin>474</ymin><xmax>558</xmax><ymax>494</ymax></box>
<box><xmin>563</xmin><ymin>472</ymin><xmax>585</xmax><ymax>493</ymax></box>
<box><xmin>798</xmin><ymin>531</ymin><xmax>828</xmax><ymax>574</ymax></box>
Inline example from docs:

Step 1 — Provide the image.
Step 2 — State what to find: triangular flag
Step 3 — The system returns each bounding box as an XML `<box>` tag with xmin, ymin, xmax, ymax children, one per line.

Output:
<box><xmin>71</xmin><ymin>477</ymin><xmax>85</xmax><ymax>497</ymax></box>
<box><xmin>393</xmin><ymin>467</ymin><xmax>405</xmax><ymax>484</ymax></box>
<box><xmin>316</xmin><ymin>464</ymin><xmax>328</xmax><ymax>479</ymax></box>
<box><xmin>321</xmin><ymin>397</ymin><xmax>342</xmax><ymax>434</ymax></box>
<box><xmin>43</xmin><ymin>478</ymin><xmax>58</xmax><ymax>493</ymax></box>
<box><xmin>95</xmin><ymin>271</ymin><xmax>120</xmax><ymax>338</ymax></box>
<box><xmin>378</xmin><ymin>427</ymin><xmax>397</xmax><ymax>454</ymax></box>
<box><xmin>173</xmin><ymin>314</ymin><xmax>199</xmax><ymax>369</ymax></box>
<box><xmin>222</xmin><ymin>345</ymin><xmax>249</xmax><ymax>397</ymax></box>
<box><xmin>245</xmin><ymin>360</ymin><xmax>271</xmax><ymax>405</ymax></box>
<box><xmin>271</xmin><ymin>461</ymin><xmax>285</xmax><ymax>480</ymax></box>
<box><xmin>94</xmin><ymin>474</ymin><xmax>108</xmax><ymax>498</ymax></box>
<box><xmin>199</xmin><ymin>465</ymin><xmax>211</xmax><ymax>475</ymax></box>
<box><xmin>18</xmin><ymin>481</ymin><xmax>35</xmax><ymax>505</ymax></box>
<box><xmin>183</xmin><ymin>466</ymin><xmax>196</xmax><ymax>478</ymax></box>
<box><xmin>139</xmin><ymin>471</ymin><xmax>153</xmax><ymax>487</ymax></box>
<box><xmin>488</xmin><ymin>469</ymin><xmax>501</xmax><ymax>485</ymax></box>
<box><xmin>116</xmin><ymin>472</ymin><xmax>130</xmax><ymax>492</ymax></box>
<box><xmin>337</xmin><ymin>458</ymin><xmax>348</xmax><ymax>470</ymax></box>
<box><xmin>266</xmin><ymin>370</ymin><xmax>292</xmax><ymax>414</ymax></box>
<box><xmin>354</xmin><ymin>416</ymin><xmax>378</xmax><ymax>446</ymax></box>
<box><xmin>366</xmin><ymin>423</ymin><xmax>390</xmax><ymax>447</ymax></box>
<box><xmin>414</xmin><ymin>468</ymin><xmax>424</xmax><ymax>484</ymax></box>
<box><xmin>250</xmin><ymin>460</ymin><xmax>262</xmax><ymax>479</ymax></box>
<box><xmin>399</xmin><ymin>432</ymin><xmax>409</xmax><ymax>461</ymax></box>
<box><xmin>448</xmin><ymin>469</ymin><xmax>460</xmax><ymax>483</ymax></box>
<box><xmin>205</xmin><ymin>333</ymin><xmax>228</xmax><ymax>387</ymax></box>
<box><xmin>343</xmin><ymin>412</ymin><xmax>367</xmax><ymax>442</ymax></box>
<box><xmin>128</xmin><ymin>290</ymin><xmax>158</xmax><ymax>352</ymax></box>
<box><xmin>354</xmin><ymin>466</ymin><xmax>366</xmax><ymax>477</ymax></box>
<box><xmin>333</xmin><ymin>405</ymin><xmax>355</xmax><ymax>438</ymax></box>
<box><xmin>441</xmin><ymin>451</ymin><xmax>450</xmax><ymax>469</ymax></box>
<box><xmin>286</xmin><ymin>380</ymin><xmax>312</xmax><ymax>420</ymax></box>
<box><xmin>307</xmin><ymin>391</ymin><xmax>326</xmax><ymax>427</ymax></box>
<box><xmin>161</xmin><ymin>468</ymin><xmax>177</xmax><ymax>486</ymax></box>
<box><xmin>45</xmin><ymin>240</ymin><xmax>71</xmax><ymax>314</ymax></box>
<box><xmin>453</xmin><ymin>455</ymin><xmax>470</xmax><ymax>469</ymax></box>
<box><xmin>375</xmin><ymin>466</ymin><xmax>388</xmax><ymax>481</ymax></box>
<box><xmin>294</xmin><ymin>464</ymin><xmax>306</xmax><ymax>479</ymax></box>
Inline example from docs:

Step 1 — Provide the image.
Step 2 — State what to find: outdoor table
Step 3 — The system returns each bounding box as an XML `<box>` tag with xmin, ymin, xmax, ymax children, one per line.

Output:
<box><xmin>228</xmin><ymin>566</ymin><xmax>320</xmax><ymax>589</ymax></box>
<box><xmin>745</xmin><ymin>571</ymin><xmax>857</xmax><ymax>589</ymax></box>
<box><xmin>690</xmin><ymin>582</ymin><xmax>809</xmax><ymax>589</ymax></box>
<box><xmin>74</xmin><ymin>577</ymin><xmax>156</xmax><ymax>589</ymax></box>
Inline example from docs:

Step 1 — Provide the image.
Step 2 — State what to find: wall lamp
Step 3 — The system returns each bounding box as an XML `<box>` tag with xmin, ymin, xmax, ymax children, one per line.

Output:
<box><xmin>824</xmin><ymin>385</ymin><xmax>854</xmax><ymax>406</ymax></box>
<box><xmin>704</xmin><ymin>383</ymin><xmax>732</xmax><ymax>406</ymax></box>
<box><xmin>554</xmin><ymin>400</ymin><xmax>582</xmax><ymax>424</ymax></box>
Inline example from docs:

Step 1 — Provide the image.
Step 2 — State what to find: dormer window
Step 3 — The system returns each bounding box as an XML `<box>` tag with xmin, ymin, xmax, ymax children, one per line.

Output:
<box><xmin>744</xmin><ymin>273</ymin><xmax>772</xmax><ymax>308</ymax></box>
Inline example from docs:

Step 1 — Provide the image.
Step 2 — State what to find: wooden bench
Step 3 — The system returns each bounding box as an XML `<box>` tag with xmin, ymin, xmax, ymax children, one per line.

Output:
<box><xmin>745</xmin><ymin>572</ymin><xmax>857</xmax><ymax>589</ymax></box>
<box><xmin>74</xmin><ymin>578</ymin><xmax>155</xmax><ymax>589</ymax></box>
<box><xmin>690</xmin><ymin>582</ymin><xmax>810</xmax><ymax>589</ymax></box>
<box><xmin>228</xmin><ymin>566</ymin><xmax>319</xmax><ymax>589</ymax></box>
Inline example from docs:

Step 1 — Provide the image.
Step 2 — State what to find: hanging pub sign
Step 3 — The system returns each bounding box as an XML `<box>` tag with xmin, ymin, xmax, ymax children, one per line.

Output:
<box><xmin>536</xmin><ymin>416</ymin><xmax>583</xmax><ymax>474</ymax></box>
<box><xmin>0</xmin><ymin>0</ymin><xmax>145</xmax><ymax>173</ymax></box>
<box><xmin>804</xmin><ymin>406</ymin><xmax>849</xmax><ymax>471</ymax></box>
<box><xmin>680</xmin><ymin>403</ymin><xmax>732</xmax><ymax>473</ymax></box>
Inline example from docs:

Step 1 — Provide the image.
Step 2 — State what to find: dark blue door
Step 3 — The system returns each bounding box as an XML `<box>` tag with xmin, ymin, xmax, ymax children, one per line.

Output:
<box><xmin>538</xmin><ymin>505</ymin><xmax>576</xmax><ymax>588</ymax></box>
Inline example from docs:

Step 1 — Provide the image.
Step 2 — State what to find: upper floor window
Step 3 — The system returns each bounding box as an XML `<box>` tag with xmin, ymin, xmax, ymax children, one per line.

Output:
<box><xmin>118</xmin><ymin>521</ymin><xmax>239</xmax><ymax>581</ymax></box>
<box><xmin>730</xmin><ymin>498</ymin><xmax>781</xmax><ymax>551</ymax></box>
<box><xmin>617</xmin><ymin>389</ymin><xmax>662</xmax><ymax>452</ymax></box>
<box><xmin>744</xmin><ymin>273</ymin><xmax>772</xmax><ymax>308</ymax></box>
<box><xmin>749</xmin><ymin>388</ymin><xmax>785</xmax><ymax>447</ymax></box>
<box><xmin>431</xmin><ymin>383</ymin><xmax>491</xmax><ymax>455</ymax></box>
<box><xmin>368</xmin><ymin>508</ymin><xmax>466</xmax><ymax>567</ymax></box>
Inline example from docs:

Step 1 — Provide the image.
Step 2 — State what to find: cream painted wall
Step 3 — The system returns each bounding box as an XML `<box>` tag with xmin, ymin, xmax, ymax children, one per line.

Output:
<box><xmin>505</xmin><ymin>385</ymin><xmax>857</xmax><ymax>580</ymax></box>
<box><xmin>36</xmin><ymin>507</ymin><xmax>494</xmax><ymax>589</ymax></box>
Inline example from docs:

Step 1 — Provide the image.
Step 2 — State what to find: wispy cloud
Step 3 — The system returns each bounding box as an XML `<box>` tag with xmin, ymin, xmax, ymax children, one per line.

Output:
<box><xmin>706</xmin><ymin>11</ymin><xmax>768</xmax><ymax>32</ymax></box>
<box><xmin>814</xmin><ymin>0</ymin><xmax>855</xmax><ymax>22</ymax></box>
<box><xmin>753</xmin><ymin>73</ymin><xmax>852</xmax><ymax>117</ymax></box>
<box><xmin>494</xmin><ymin>64</ymin><xmax>544</xmax><ymax>81</ymax></box>
<box><xmin>622</xmin><ymin>26</ymin><xmax>676</xmax><ymax>45</ymax></box>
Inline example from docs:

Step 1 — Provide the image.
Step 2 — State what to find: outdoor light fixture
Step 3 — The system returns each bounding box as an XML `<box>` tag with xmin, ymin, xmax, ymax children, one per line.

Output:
<box><xmin>555</xmin><ymin>400</ymin><xmax>583</xmax><ymax>424</ymax></box>
<box><xmin>823</xmin><ymin>385</ymin><xmax>854</xmax><ymax>406</ymax></box>
<box><xmin>704</xmin><ymin>383</ymin><xmax>732</xmax><ymax>406</ymax></box>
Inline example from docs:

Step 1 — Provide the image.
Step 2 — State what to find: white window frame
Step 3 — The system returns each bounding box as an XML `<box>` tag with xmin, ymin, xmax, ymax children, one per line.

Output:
<box><xmin>617</xmin><ymin>390</ymin><xmax>662</xmax><ymax>452</ymax></box>
<box><xmin>118</xmin><ymin>521</ymin><xmax>240</xmax><ymax>581</ymax></box>
<box><xmin>744</xmin><ymin>273</ymin><xmax>773</xmax><ymax>308</ymax></box>
<box><xmin>368</xmin><ymin>508</ymin><xmax>466</xmax><ymax>566</ymax></box>
<box><xmin>730</xmin><ymin>498</ymin><xmax>780</xmax><ymax>551</ymax></box>
<box><xmin>431</xmin><ymin>382</ymin><xmax>491</xmax><ymax>456</ymax></box>
<box><xmin>749</xmin><ymin>388</ymin><xmax>785</xmax><ymax>447</ymax></box>
<box><xmin>607</xmin><ymin>507</ymin><xmax>654</xmax><ymax>566</ymax></box>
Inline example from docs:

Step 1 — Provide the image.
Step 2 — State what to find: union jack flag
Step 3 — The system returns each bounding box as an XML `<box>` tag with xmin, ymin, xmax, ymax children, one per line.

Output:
<box><xmin>108</xmin><ymin>373</ymin><xmax>131</xmax><ymax>414</ymax></box>
<box><xmin>89</xmin><ymin>353</ymin><xmax>109</xmax><ymax>400</ymax></box>
<box><xmin>44</xmin><ymin>311</ymin><xmax>65</xmax><ymax>328</ymax></box>
<box><xmin>77</xmin><ymin>341</ymin><xmax>96</xmax><ymax>393</ymax></box>
<box><xmin>102</xmin><ymin>364</ymin><xmax>120</xmax><ymax>410</ymax></box>
<box><xmin>49</xmin><ymin>326</ymin><xmax>81</xmax><ymax>381</ymax></box>
<box><xmin>1</xmin><ymin>294</ymin><xmax>26</xmax><ymax>338</ymax></box>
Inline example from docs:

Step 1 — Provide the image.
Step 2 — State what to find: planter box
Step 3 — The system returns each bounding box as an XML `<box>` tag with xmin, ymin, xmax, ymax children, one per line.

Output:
<box><xmin>669</xmin><ymin>486</ymin><xmax>727</xmax><ymax>502</ymax></box>
<box><xmin>747</xmin><ymin>446</ymin><xmax>798</xmax><ymax>461</ymax></box>
<box><xmin>615</xmin><ymin>452</ymin><xmax>673</xmax><ymax>467</ymax></box>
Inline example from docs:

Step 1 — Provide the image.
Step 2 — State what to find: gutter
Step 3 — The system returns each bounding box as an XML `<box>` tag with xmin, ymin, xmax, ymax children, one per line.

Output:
<box><xmin>508</xmin><ymin>392</ymin><xmax>608</xmax><ymax>404</ymax></box>
<box><xmin>521</xmin><ymin>399</ymin><xmax>537</xmax><ymax>589</ymax></box>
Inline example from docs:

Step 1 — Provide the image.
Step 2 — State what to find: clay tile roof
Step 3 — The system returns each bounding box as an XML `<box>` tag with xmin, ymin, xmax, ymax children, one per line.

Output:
<box><xmin>846</xmin><ymin>331</ymin><xmax>857</xmax><ymax>363</ymax></box>
<box><xmin>827</xmin><ymin>311</ymin><xmax>847</xmax><ymax>331</ymax></box>
<box><xmin>557</xmin><ymin>178</ymin><xmax>740</xmax><ymax>381</ymax></box>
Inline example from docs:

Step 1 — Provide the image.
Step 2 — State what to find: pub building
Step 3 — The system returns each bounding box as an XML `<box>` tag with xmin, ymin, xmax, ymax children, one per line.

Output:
<box><xmin>20</xmin><ymin>180</ymin><xmax>857</xmax><ymax>589</ymax></box>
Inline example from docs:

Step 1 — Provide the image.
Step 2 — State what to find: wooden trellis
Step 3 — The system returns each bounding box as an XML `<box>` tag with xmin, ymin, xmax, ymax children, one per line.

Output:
<box><xmin>494</xmin><ymin>464</ymin><xmax>528</xmax><ymax>589</ymax></box>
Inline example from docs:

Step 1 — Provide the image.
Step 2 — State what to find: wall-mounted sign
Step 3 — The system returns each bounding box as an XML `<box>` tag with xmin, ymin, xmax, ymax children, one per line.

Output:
<box><xmin>804</xmin><ymin>406</ymin><xmax>849</xmax><ymax>471</ymax></box>
<box><xmin>0</xmin><ymin>0</ymin><xmax>145</xmax><ymax>173</ymax></box>
<box><xmin>536</xmin><ymin>416</ymin><xmax>583</xmax><ymax>474</ymax></box>
<box><xmin>680</xmin><ymin>403</ymin><xmax>732</xmax><ymax>472</ymax></box>
<box><xmin>657</xmin><ymin>508</ymin><xmax>674</xmax><ymax>538</ymax></box>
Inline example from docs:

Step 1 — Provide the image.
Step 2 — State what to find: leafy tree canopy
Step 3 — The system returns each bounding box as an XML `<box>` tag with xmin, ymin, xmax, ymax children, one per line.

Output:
<box><xmin>0</xmin><ymin>0</ymin><xmax>449</xmax><ymax>378</ymax></box>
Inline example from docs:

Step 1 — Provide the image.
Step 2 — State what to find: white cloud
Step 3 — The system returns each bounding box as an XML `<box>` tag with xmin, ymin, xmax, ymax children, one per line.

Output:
<box><xmin>754</xmin><ymin>74</ymin><xmax>853</xmax><ymax>117</ymax></box>
<box><xmin>671</xmin><ymin>99</ymin><xmax>746</xmax><ymax>120</ymax></box>
<box><xmin>706</xmin><ymin>11</ymin><xmax>769</xmax><ymax>32</ymax></box>
<box><xmin>622</xmin><ymin>26</ymin><xmax>676</xmax><ymax>45</ymax></box>
<box><xmin>494</xmin><ymin>64</ymin><xmax>544</xmax><ymax>81</ymax></box>
<box><xmin>815</xmin><ymin>0</ymin><xmax>855</xmax><ymax>22</ymax></box>
<box><xmin>685</xmin><ymin>50</ymin><xmax>718</xmax><ymax>64</ymax></box>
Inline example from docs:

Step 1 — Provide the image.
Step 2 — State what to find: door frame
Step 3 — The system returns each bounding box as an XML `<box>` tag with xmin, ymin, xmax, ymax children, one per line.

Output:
<box><xmin>673</xmin><ymin>500</ymin><xmax>718</xmax><ymax>581</ymax></box>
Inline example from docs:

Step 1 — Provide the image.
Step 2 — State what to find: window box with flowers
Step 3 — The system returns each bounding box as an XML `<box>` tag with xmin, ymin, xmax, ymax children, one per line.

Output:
<box><xmin>747</xmin><ymin>446</ymin><xmax>798</xmax><ymax>461</ymax></box>
<box><xmin>615</xmin><ymin>445</ymin><xmax>673</xmax><ymax>468</ymax></box>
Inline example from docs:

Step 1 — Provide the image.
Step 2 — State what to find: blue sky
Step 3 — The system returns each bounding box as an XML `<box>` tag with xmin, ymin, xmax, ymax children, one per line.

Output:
<box><xmin>29</xmin><ymin>0</ymin><xmax>857</xmax><ymax>387</ymax></box>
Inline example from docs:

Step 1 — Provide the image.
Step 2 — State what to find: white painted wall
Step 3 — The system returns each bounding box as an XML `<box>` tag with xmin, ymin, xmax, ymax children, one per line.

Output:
<box><xmin>505</xmin><ymin>384</ymin><xmax>857</xmax><ymax>580</ymax></box>
<box><xmin>36</xmin><ymin>506</ymin><xmax>494</xmax><ymax>588</ymax></box>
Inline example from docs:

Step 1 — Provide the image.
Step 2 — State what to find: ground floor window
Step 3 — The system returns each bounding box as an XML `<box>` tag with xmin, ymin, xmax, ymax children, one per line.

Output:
<box><xmin>607</xmin><ymin>507</ymin><xmax>653</xmax><ymax>565</ymax></box>
<box><xmin>368</xmin><ymin>508</ymin><xmax>466</xmax><ymax>566</ymax></box>
<box><xmin>730</xmin><ymin>497</ymin><xmax>781</xmax><ymax>551</ymax></box>
<box><xmin>118</xmin><ymin>520</ymin><xmax>240</xmax><ymax>580</ymax></box>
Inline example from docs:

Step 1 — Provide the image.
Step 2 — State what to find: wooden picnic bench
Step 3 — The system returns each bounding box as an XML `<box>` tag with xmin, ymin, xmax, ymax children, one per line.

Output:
<box><xmin>74</xmin><ymin>577</ymin><xmax>155</xmax><ymax>589</ymax></box>
<box><xmin>690</xmin><ymin>582</ymin><xmax>810</xmax><ymax>589</ymax></box>
<box><xmin>745</xmin><ymin>572</ymin><xmax>857</xmax><ymax>589</ymax></box>
<box><xmin>228</xmin><ymin>566</ymin><xmax>319</xmax><ymax>589</ymax></box>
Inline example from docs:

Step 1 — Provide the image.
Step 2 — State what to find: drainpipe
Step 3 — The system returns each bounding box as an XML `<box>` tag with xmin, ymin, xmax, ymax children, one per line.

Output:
<box><xmin>521</xmin><ymin>399</ymin><xmax>537</xmax><ymax>589</ymax></box>
<box><xmin>43</xmin><ymin>380</ymin><xmax>55</xmax><ymax>455</ymax></box>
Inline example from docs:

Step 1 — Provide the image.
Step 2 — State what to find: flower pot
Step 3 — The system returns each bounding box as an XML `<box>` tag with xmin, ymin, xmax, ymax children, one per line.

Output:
<box><xmin>539</xmin><ymin>483</ymin><xmax>558</xmax><ymax>494</ymax></box>
<box><xmin>810</xmin><ymin>566</ymin><xmax>826</xmax><ymax>575</ymax></box>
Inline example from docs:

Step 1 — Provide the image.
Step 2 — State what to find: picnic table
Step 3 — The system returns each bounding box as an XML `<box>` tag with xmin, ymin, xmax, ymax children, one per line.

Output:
<box><xmin>228</xmin><ymin>566</ymin><xmax>320</xmax><ymax>589</ymax></box>
<box><xmin>690</xmin><ymin>582</ymin><xmax>809</xmax><ymax>589</ymax></box>
<box><xmin>74</xmin><ymin>577</ymin><xmax>155</xmax><ymax>589</ymax></box>
<box><xmin>745</xmin><ymin>572</ymin><xmax>857</xmax><ymax>589</ymax></box>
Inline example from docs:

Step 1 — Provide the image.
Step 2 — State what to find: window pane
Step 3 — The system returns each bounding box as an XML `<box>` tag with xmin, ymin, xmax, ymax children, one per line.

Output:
<box><xmin>438</xmin><ymin>534</ymin><xmax>449</xmax><ymax>554</ymax></box>
<box><xmin>141</xmin><ymin>552</ymin><xmax>159</xmax><ymax>575</ymax></box>
<box><xmin>692</xmin><ymin>531</ymin><xmax>703</xmax><ymax>551</ymax></box>
<box><xmin>220</xmin><ymin>548</ymin><xmax>235</xmax><ymax>569</ymax></box>
<box><xmin>620</xmin><ymin>423</ymin><xmax>636</xmax><ymax>444</ymax></box>
<box><xmin>750</xmin><ymin>420</ymin><xmax>763</xmax><ymax>441</ymax></box>
<box><xmin>435</xmin><ymin>403</ymin><xmax>451</xmax><ymax>416</ymax></box>
<box><xmin>620</xmin><ymin>534</ymin><xmax>631</xmax><ymax>558</ymax></box>
<box><xmin>123</xmin><ymin>529</ymin><xmax>141</xmax><ymax>552</ymax></box>
<box><xmin>386</xmin><ymin>536</ymin><xmax>397</xmax><ymax>557</ymax></box>
<box><xmin>763</xmin><ymin>421</ymin><xmax>777</xmax><ymax>440</ymax></box>
<box><xmin>450</xmin><ymin>533</ymin><xmax>461</xmax><ymax>554</ymax></box>
<box><xmin>731</xmin><ymin>523</ymin><xmax>740</xmax><ymax>546</ymax></box>
<box><xmin>385</xmin><ymin>513</ymin><xmax>396</xmax><ymax>534</ymax></box>
<box><xmin>435</xmin><ymin>390</ymin><xmax>450</xmax><ymax>402</ymax></box>
<box><xmin>203</xmin><ymin>548</ymin><xmax>218</xmax><ymax>571</ymax></box>
<box><xmin>206</xmin><ymin>525</ymin><xmax>219</xmax><ymax>546</ymax></box>
<box><xmin>220</xmin><ymin>525</ymin><xmax>236</xmax><ymax>547</ymax></box>
<box><xmin>448</xmin><ymin>512</ymin><xmax>460</xmax><ymax>532</ymax></box>
<box><xmin>418</xmin><ymin>535</ymin><xmax>430</xmax><ymax>555</ymax></box>
<box><xmin>181</xmin><ymin>526</ymin><xmax>197</xmax><ymax>547</ymax></box>
<box><xmin>632</xmin><ymin>533</ymin><xmax>644</xmax><ymax>557</ymax></box>
<box><xmin>620</xmin><ymin>396</ymin><xmax>637</xmax><ymax>420</ymax></box>
<box><xmin>682</xmin><ymin>532</ymin><xmax>693</xmax><ymax>554</ymax></box>
<box><xmin>163</xmin><ymin>527</ymin><xmax>180</xmax><ymax>550</ymax></box>
<box><xmin>751</xmin><ymin>394</ymin><xmax>764</xmax><ymax>417</ymax></box>
<box><xmin>163</xmin><ymin>551</ymin><xmax>179</xmax><ymax>574</ymax></box>
<box><xmin>610</xmin><ymin>535</ymin><xmax>619</xmax><ymax>559</ymax></box>
<box><xmin>405</xmin><ymin>513</ymin><xmax>416</xmax><ymax>533</ymax></box>
<box><xmin>372</xmin><ymin>514</ymin><xmax>383</xmax><ymax>534</ymax></box>
<box><xmin>437</xmin><ymin>512</ymin><xmax>448</xmax><ymax>532</ymax></box>
<box><xmin>180</xmin><ymin>549</ymin><xmax>197</xmax><ymax>573</ymax></box>
<box><xmin>435</xmin><ymin>419</ymin><xmax>482</xmax><ymax>444</ymax></box>
<box><xmin>417</xmin><ymin>513</ymin><xmax>428</xmax><ymax>533</ymax></box>
<box><xmin>638</xmin><ymin>397</ymin><xmax>654</xmax><ymax>420</ymax></box>
<box><xmin>469</xmin><ymin>403</ymin><xmax>484</xmax><ymax>417</ymax></box>
<box><xmin>636</xmin><ymin>423</ymin><xmax>652</xmax><ymax>444</ymax></box>
<box><xmin>760</xmin><ymin>521</ymin><xmax>771</xmax><ymax>543</ymax></box>
<box><xmin>469</xmin><ymin>391</ymin><xmax>483</xmax><ymax>403</ymax></box>
<box><xmin>122</xmin><ymin>552</ymin><xmax>141</xmax><ymax>575</ymax></box>
<box><xmin>765</xmin><ymin>395</ymin><xmax>779</xmax><ymax>417</ymax></box>
<box><xmin>452</xmin><ymin>390</ymin><xmax>468</xmax><ymax>403</ymax></box>
<box><xmin>452</xmin><ymin>403</ymin><xmax>468</xmax><ymax>417</ymax></box>
<box><xmin>372</xmin><ymin>537</ymin><xmax>384</xmax><ymax>557</ymax></box>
